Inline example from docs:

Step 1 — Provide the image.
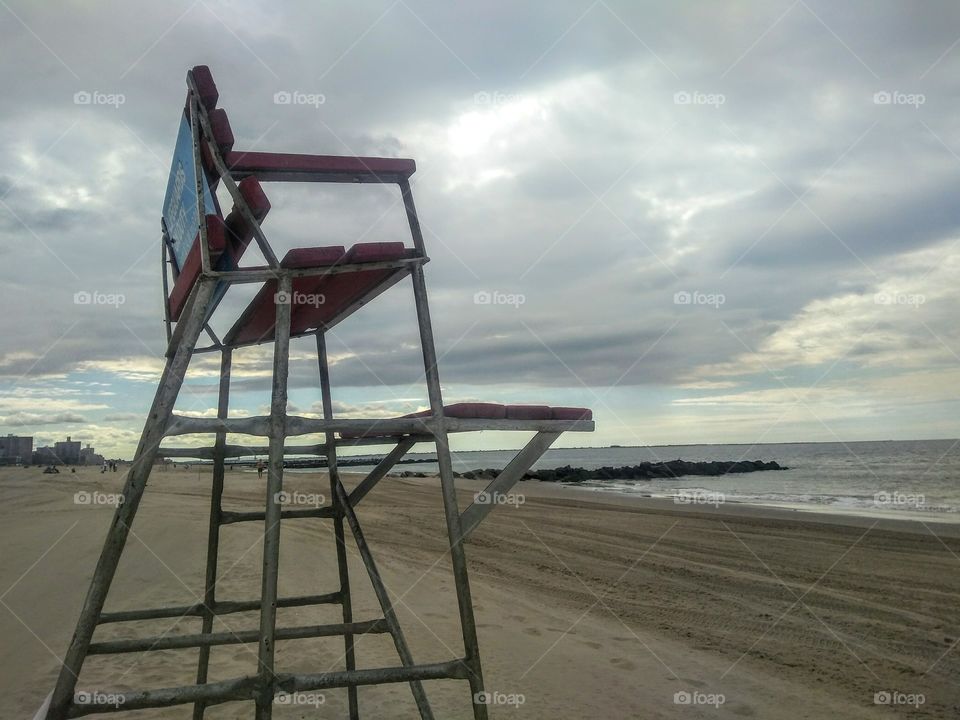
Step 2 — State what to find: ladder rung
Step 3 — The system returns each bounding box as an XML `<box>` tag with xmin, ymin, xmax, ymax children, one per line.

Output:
<box><xmin>220</xmin><ymin>507</ymin><xmax>336</xmax><ymax>524</ymax></box>
<box><xmin>66</xmin><ymin>659</ymin><xmax>470</xmax><ymax>716</ymax></box>
<box><xmin>88</xmin><ymin>619</ymin><xmax>388</xmax><ymax>655</ymax></box>
<box><xmin>97</xmin><ymin>592</ymin><xmax>342</xmax><ymax>624</ymax></box>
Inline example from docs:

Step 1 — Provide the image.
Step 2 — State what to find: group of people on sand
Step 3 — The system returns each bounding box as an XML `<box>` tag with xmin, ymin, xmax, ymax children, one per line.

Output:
<box><xmin>101</xmin><ymin>461</ymin><xmax>118</xmax><ymax>473</ymax></box>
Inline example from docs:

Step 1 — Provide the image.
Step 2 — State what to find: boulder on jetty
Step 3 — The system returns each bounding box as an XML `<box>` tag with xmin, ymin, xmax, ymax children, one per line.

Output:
<box><xmin>456</xmin><ymin>460</ymin><xmax>785</xmax><ymax>483</ymax></box>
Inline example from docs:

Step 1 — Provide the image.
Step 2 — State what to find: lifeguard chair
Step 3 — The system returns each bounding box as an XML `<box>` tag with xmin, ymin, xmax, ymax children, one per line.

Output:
<box><xmin>43</xmin><ymin>66</ymin><xmax>594</xmax><ymax>719</ymax></box>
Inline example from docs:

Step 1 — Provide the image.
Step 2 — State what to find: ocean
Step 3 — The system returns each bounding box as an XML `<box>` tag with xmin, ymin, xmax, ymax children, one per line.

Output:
<box><xmin>334</xmin><ymin>439</ymin><xmax>960</xmax><ymax>522</ymax></box>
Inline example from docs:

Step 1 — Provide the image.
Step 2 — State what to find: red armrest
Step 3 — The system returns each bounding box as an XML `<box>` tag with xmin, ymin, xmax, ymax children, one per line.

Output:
<box><xmin>224</xmin><ymin>150</ymin><xmax>416</xmax><ymax>181</ymax></box>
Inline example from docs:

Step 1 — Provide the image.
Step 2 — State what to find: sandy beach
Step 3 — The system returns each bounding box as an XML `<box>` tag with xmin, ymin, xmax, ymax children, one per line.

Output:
<box><xmin>2</xmin><ymin>465</ymin><xmax>958</xmax><ymax>719</ymax></box>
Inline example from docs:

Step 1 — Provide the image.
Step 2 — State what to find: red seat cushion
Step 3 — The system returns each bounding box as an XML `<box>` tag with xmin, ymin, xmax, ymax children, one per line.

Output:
<box><xmin>505</xmin><ymin>405</ymin><xmax>553</xmax><ymax>420</ymax></box>
<box><xmin>168</xmin><ymin>178</ymin><xmax>271</xmax><ymax>322</ymax></box>
<box><xmin>550</xmin><ymin>407</ymin><xmax>592</xmax><ymax>421</ymax></box>
<box><xmin>221</xmin><ymin>177</ymin><xmax>271</xmax><ymax>266</ymax></box>
<box><xmin>190</xmin><ymin>65</ymin><xmax>218</xmax><ymax>111</ymax></box>
<box><xmin>201</xmin><ymin>109</ymin><xmax>235</xmax><ymax>183</ymax></box>
<box><xmin>224</xmin><ymin>247</ymin><xmax>347</xmax><ymax>346</ymax></box>
<box><xmin>289</xmin><ymin>242</ymin><xmax>409</xmax><ymax>335</ymax></box>
<box><xmin>167</xmin><ymin>216</ymin><xmax>227</xmax><ymax>321</ymax></box>
<box><xmin>404</xmin><ymin>403</ymin><xmax>507</xmax><ymax>419</ymax></box>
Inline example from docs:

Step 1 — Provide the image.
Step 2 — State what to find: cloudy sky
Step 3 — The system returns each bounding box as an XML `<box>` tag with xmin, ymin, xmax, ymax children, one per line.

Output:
<box><xmin>1</xmin><ymin>0</ymin><xmax>959</xmax><ymax>457</ymax></box>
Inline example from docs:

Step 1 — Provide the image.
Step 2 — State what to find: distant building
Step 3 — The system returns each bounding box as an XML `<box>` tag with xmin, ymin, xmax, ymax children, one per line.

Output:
<box><xmin>33</xmin><ymin>446</ymin><xmax>59</xmax><ymax>465</ymax></box>
<box><xmin>80</xmin><ymin>444</ymin><xmax>105</xmax><ymax>466</ymax></box>
<box><xmin>53</xmin><ymin>436</ymin><xmax>82</xmax><ymax>465</ymax></box>
<box><xmin>0</xmin><ymin>435</ymin><xmax>33</xmax><ymax>465</ymax></box>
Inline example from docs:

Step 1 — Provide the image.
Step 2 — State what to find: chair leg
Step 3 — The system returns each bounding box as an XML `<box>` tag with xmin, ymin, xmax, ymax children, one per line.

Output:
<box><xmin>409</xmin><ymin>265</ymin><xmax>488</xmax><ymax>720</ymax></box>
<box><xmin>316</xmin><ymin>332</ymin><xmax>360</xmax><ymax>719</ymax></box>
<box><xmin>47</xmin><ymin>279</ymin><xmax>219</xmax><ymax>720</ymax></box>
<box><xmin>254</xmin><ymin>276</ymin><xmax>293</xmax><ymax>720</ymax></box>
<box><xmin>193</xmin><ymin>349</ymin><xmax>232</xmax><ymax>719</ymax></box>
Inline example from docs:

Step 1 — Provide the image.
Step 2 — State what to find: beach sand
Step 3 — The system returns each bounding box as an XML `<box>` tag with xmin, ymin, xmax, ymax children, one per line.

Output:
<box><xmin>2</xmin><ymin>465</ymin><xmax>958</xmax><ymax>719</ymax></box>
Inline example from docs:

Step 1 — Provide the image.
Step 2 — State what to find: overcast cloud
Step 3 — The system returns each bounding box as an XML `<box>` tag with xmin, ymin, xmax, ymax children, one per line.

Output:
<box><xmin>2</xmin><ymin>1</ymin><xmax>959</xmax><ymax>455</ymax></box>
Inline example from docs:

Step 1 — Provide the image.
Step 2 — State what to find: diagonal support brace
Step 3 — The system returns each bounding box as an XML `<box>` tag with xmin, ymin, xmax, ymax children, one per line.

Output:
<box><xmin>457</xmin><ymin>431</ymin><xmax>561</xmax><ymax>541</ymax></box>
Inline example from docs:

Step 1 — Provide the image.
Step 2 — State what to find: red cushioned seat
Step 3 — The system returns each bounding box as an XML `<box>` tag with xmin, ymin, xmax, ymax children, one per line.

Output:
<box><xmin>224</xmin><ymin>246</ymin><xmax>347</xmax><ymax>346</ymax></box>
<box><xmin>403</xmin><ymin>403</ymin><xmax>507</xmax><ymax>419</ymax></box>
<box><xmin>550</xmin><ymin>407</ymin><xmax>592</xmax><ymax>421</ymax></box>
<box><xmin>221</xmin><ymin>176</ymin><xmax>271</xmax><ymax>265</ymax></box>
<box><xmin>288</xmin><ymin>242</ymin><xmax>411</xmax><ymax>336</ymax></box>
<box><xmin>224</xmin><ymin>242</ymin><xmax>411</xmax><ymax>346</ymax></box>
<box><xmin>189</xmin><ymin>65</ymin><xmax>219</xmax><ymax>112</ymax></box>
<box><xmin>201</xmin><ymin>109</ymin><xmax>235</xmax><ymax>185</ymax></box>
<box><xmin>168</xmin><ymin>216</ymin><xmax>227</xmax><ymax>321</ymax></box>
<box><xmin>441</xmin><ymin>402</ymin><xmax>507</xmax><ymax>419</ymax></box>
<box><xmin>168</xmin><ymin>177</ymin><xmax>271</xmax><ymax>321</ymax></box>
<box><xmin>505</xmin><ymin>405</ymin><xmax>553</xmax><ymax>420</ymax></box>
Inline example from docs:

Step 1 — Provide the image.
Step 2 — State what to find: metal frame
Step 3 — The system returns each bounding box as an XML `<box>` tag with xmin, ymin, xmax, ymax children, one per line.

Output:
<box><xmin>46</xmin><ymin>67</ymin><xmax>594</xmax><ymax>720</ymax></box>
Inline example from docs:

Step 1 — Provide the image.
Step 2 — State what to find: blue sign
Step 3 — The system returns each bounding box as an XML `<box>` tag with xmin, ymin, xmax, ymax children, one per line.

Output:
<box><xmin>162</xmin><ymin>114</ymin><xmax>217</xmax><ymax>271</ymax></box>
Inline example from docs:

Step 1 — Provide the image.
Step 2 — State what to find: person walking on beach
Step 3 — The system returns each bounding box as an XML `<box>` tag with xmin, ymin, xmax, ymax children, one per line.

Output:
<box><xmin>256</xmin><ymin>459</ymin><xmax>264</xmax><ymax>479</ymax></box>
